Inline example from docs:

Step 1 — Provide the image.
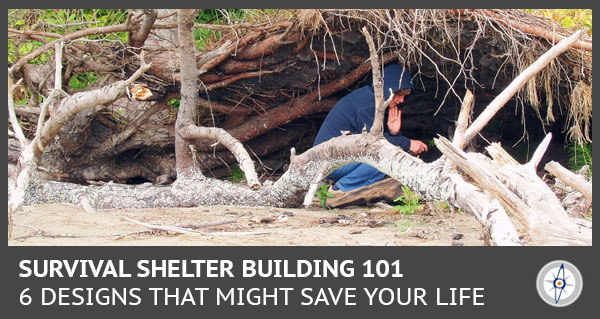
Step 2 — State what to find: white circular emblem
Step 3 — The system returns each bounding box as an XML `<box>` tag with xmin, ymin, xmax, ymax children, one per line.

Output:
<box><xmin>536</xmin><ymin>260</ymin><xmax>583</xmax><ymax>307</ymax></box>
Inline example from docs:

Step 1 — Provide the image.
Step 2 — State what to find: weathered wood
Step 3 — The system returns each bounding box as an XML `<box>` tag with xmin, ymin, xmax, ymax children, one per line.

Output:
<box><xmin>545</xmin><ymin>161</ymin><xmax>592</xmax><ymax>202</ymax></box>
<box><xmin>436</xmin><ymin>136</ymin><xmax>591</xmax><ymax>245</ymax></box>
<box><xmin>461</xmin><ymin>29</ymin><xmax>586</xmax><ymax>149</ymax></box>
<box><xmin>303</xmin><ymin>160</ymin><xmax>330</xmax><ymax>208</ymax></box>
<box><xmin>179</xmin><ymin>125</ymin><xmax>260</xmax><ymax>189</ymax></box>
<box><xmin>175</xmin><ymin>9</ymin><xmax>200</xmax><ymax>173</ymax></box>
<box><xmin>486</xmin><ymin>143</ymin><xmax>520</xmax><ymax>166</ymax></box>
<box><xmin>361</xmin><ymin>27</ymin><xmax>385</xmax><ymax>136</ymax></box>
<box><xmin>325</xmin><ymin>178</ymin><xmax>404</xmax><ymax>209</ymax></box>
<box><xmin>128</xmin><ymin>9</ymin><xmax>157</xmax><ymax>48</ymax></box>
<box><xmin>122</xmin><ymin>216</ymin><xmax>199</xmax><ymax>235</ymax></box>
<box><xmin>526</xmin><ymin>133</ymin><xmax>553</xmax><ymax>170</ymax></box>
<box><xmin>452</xmin><ymin>89</ymin><xmax>473</xmax><ymax>148</ymax></box>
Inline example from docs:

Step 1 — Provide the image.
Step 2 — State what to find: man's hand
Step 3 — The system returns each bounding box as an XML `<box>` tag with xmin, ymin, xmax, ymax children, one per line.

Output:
<box><xmin>387</xmin><ymin>105</ymin><xmax>401</xmax><ymax>135</ymax></box>
<box><xmin>409</xmin><ymin>139</ymin><xmax>428</xmax><ymax>154</ymax></box>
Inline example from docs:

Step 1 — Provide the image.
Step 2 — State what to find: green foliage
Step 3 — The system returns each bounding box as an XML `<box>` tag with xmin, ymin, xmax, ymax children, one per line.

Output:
<box><xmin>568</xmin><ymin>142</ymin><xmax>592</xmax><ymax>176</ymax></box>
<box><xmin>168</xmin><ymin>98</ymin><xmax>181</xmax><ymax>110</ymax></box>
<box><xmin>15</xmin><ymin>98</ymin><xmax>29</xmax><ymax>106</ymax></box>
<box><xmin>68</xmin><ymin>72</ymin><xmax>98</xmax><ymax>91</ymax></box>
<box><xmin>8</xmin><ymin>9</ymin><xmax>128</xmax><ymax>65</ymax></box>
<box><xmin>315</xmin><ymin>184</ymin><xmax>334</xmax><ymax>208</ymax></box>
<box><xmin>435</xmin><ymin>201</ymin><xmax>451</xmax><ymax>212</ymax></box>
<box><xmin>428</xmin><ymin>139</ymin><xmax>436</xmax><ymax>148</ymax></box>
<box><xmin>228</xmin><ymin>164</ymin><xmax>246</xmax><ymax>183</ymax></box>
<box><xmin>194</xmin><ymin>9</ymin><xmax>244</xmax><ymax>50</ymax></box>
<box><xmin>393</xmin><ymin>186</ymin><xmax>424</xmax><ymax>215</ymax></box>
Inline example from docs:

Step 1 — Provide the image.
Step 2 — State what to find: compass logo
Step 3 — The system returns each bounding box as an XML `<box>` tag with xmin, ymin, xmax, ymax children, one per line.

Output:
<box><xmin>536</xmin><ymin>260</ymin><xmax>583</xmax><ymax>307</ymax></box>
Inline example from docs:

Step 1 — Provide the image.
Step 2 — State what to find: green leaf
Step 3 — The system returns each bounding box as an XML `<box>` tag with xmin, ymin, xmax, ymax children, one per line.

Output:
<box><xmin>561</xmin><ymin>16</ymin><xmax>574</xmax><ymax>28</ymax></box>
<box><xmin>315</xmin><ymin>184</ymin><xmax>335</xmax><ymax>208</ymax></box>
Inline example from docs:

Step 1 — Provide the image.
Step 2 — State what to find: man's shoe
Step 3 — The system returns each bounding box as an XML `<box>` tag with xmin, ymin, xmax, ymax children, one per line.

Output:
<box><xmin>328</xmin><ymin>186</ymin><xmax>344</xmax><ymax>196</ymax></box>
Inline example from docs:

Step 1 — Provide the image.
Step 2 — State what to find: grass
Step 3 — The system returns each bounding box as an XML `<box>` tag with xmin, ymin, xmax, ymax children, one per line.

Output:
<box><xmin>393</xmin><ymin>186</ymin><xmax>424</xmax><ymax>215</ymax></box>
<box><xmin>568</xmin><ymin>142</ymin><xmax>592</xmax><ymax>177</ymax></box>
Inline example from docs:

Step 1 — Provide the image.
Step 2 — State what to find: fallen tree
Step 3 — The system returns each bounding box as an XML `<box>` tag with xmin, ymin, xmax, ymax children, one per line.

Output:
<box><xmin>8</xmin><ymin>9</ymin><xmax>592</xmax><ymax>245</ymax></box>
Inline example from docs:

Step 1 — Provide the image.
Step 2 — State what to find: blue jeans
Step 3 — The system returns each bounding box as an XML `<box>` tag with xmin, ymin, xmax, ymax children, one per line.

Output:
<box><xmin>326</xmin><ymin>163</ymin><xmax>387</xmax><ymax>192</ymax></box>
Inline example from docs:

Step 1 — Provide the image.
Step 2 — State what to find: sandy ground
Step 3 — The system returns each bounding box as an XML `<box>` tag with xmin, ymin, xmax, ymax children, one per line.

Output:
<box><xmin>8</xmin><ymin>203</ymin><xmax>488</xmax><ymax>246</ymax></box>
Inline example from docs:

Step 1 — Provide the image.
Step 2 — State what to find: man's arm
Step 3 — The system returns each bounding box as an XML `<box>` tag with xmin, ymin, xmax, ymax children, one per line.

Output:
<box><xmin>384</xmin><ymin>133</ymin><xmax>411</xmax><ymax>151</ymax></box>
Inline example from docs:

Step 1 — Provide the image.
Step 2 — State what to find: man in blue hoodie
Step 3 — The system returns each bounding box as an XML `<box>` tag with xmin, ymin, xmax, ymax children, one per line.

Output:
<box><xmin>313</xmin><ymin>64</ymin><xmax>428</xmax><ymax>194</ymax></box>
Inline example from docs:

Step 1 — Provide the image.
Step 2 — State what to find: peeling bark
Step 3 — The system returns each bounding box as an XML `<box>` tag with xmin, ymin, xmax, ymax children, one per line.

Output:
<box><xmin>176</xmin><ymin>9</ymin><xmax>260</xmax><ymax>189</ymax></box>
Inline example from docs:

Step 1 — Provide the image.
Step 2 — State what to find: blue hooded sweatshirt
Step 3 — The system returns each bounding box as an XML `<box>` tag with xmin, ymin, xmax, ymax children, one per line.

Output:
<box><xmin>313</xmin><ymin>64</ymin><xmax>413</xmax><ymax>150</ymax></box>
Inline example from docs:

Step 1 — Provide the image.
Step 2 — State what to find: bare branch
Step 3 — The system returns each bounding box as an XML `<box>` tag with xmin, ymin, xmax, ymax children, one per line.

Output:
<box><xmin>34</xmin><ymin>42</ymin><xmax>65</xmax><ymax>148</ymax></box>
<box><xmin>361</xmin><ymin>27</ymin><xmax>385</xmax><ymax>136</ymax></box>
<box><xmin>122</xmin><ymin>216</ymin><xmax>199</xmax><ymax>235</ymax></box>
<box><xmin>452</xmin><ymin>89</ymin><xmax>474</xmax><ymax>148</ymax></box>
<box><xmin>437</xmin><ymin>135</ymin><xmax>590</xmax><ymax>245</ymax></box>
<box><xmin>461</xmin><ymin>29</ymin><xmax>586</xmax><ymax>149</ymax></box>
<box><xmin>7</xmin><ymin>72</ymin><xmax>28</xmax><ymax>147</ymax></box>
<box><xmin>53</xmin><ymin>41</ymin><xmax>64</xmax><ymax>91</ymax></box>
<box><xmin>525</xmin><ymin>133</ymin><xmax>552</xmax><ymax>171</ymax></box>
<box><xmin>129</xmin><ymin>9</ymin><xmax>158</xmax><ymax>48</ymax></box>
<box><xmin>11</xmin><ymin>21</ymin><xmax>144</xmax><ymax>73</ymax></box>
<box><xmin>180</xmin><ymin>125</ymin><xmax>261</xmax><ymax>189</ymax></box>
<box><xmin>197</xmin><ymin>40</ymin><xmax>232</xmax><ymax>69</ymax></box>
<box><xmin>175</xmin><ymin>218</ymin><xmax>238</xmax><ymax>229</ymax></box>
<box><xmin>545</xmin><ymin>161</ymin><xmax>592</xmax><ymax>202</ymax></box>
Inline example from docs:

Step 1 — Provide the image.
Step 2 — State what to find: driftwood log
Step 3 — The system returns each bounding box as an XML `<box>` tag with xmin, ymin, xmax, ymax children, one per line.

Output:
<box><xmin>545</xmin><ymin>161</ymin><xmax>592</xmax><ymax>202</ymax></box>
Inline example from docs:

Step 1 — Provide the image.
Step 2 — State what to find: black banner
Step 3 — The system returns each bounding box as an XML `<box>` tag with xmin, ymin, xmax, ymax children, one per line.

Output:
<box><xmin>5</xmin><ymin>246</ymin><xmax>593</xmax><ymax>318</ymax></box>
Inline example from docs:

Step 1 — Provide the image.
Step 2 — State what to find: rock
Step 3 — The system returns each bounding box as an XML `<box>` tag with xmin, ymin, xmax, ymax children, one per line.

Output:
<box><xmin>367</xmin><ymin>221</ymin><xmax>384</xmax><ymax>228</ymax></box>
<box><xmin>260</xmin><ymin>217</ymin><xmax>275</xmax><ymax>224</ymax></box>
<box><xmin>319</xmin><ymin>217</ymin><xmax>339</xmax><ymax>224</ymax></box>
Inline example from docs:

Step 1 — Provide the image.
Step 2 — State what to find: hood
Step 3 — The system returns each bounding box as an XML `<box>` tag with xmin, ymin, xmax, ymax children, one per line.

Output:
<box><xmin>381</xmin><ymin>64</ymin><xmax>413</xmax><ymax>100</ymax></box>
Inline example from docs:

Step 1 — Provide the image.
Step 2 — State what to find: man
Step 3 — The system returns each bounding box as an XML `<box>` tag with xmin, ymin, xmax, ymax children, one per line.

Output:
<box><xmin>313</xmin><ymin>64</ymin><xmax>428</xmax><ymax>194</ymax></box>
